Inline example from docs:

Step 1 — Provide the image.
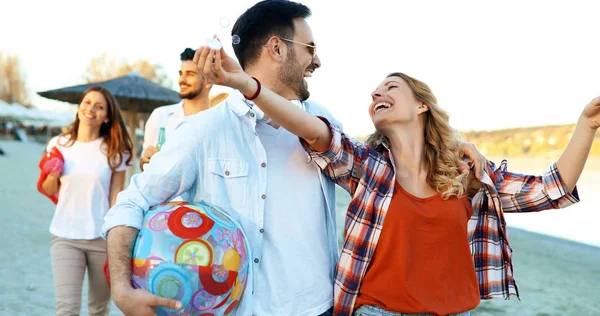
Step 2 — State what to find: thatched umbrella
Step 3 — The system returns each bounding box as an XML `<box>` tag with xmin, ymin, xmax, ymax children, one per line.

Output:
<box><xmin>38</xmin><ymin>72</ymin><xmax>180</xmax><ymax>179</ymax></box>
<box><xmin>38</xmin><ymin>72</ymin><xmax>180</xmax><ymax>113</ymax></box>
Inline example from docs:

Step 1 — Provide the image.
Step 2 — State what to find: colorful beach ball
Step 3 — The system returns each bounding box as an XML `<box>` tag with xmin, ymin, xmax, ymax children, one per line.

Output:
<box><xmin>132</xmin><ymin>201</ymin><xmax>249</xmax><ymax>315</ymax></box>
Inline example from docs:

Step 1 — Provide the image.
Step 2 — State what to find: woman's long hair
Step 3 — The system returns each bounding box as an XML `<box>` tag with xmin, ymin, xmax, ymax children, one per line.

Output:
<box><xmin>365</xmin><ymin>72</ymin><xmax>465</xmax><ymax>199</ymax></box>
<box><xmin>60</xmin><ymin>86</ymin><xmax>133</xmax><ymax>171</ymax></box>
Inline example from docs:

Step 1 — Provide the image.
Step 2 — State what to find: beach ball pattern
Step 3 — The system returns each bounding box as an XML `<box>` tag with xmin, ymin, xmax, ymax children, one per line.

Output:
<box><xmin>132</xmin><ymin>201</ymin><xmax>249</xmax><ymax>316</ymax></box>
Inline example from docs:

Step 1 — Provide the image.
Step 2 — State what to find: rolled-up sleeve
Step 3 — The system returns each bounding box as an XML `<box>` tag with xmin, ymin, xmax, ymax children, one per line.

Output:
<box><xmin>498</xmin><ymin>162</ymin><xmax>580</xmax><ymax>213</ymax></box>
<box><xmin>541</xmin><ymin>162</ymin><xmax>580</xmax><ymax>207</ymax></box>
<box><xmin>102</xmin><ymin>121</ymin><xmax>200</xmax><ymax>238</ymax></box>
<box><xmin>305</xmin><ymin>118</ymin><xmax>344</xmax><ymax>169</ymax></box>
<box><xmin>300</xmin><ymin>116</ymin><xmax>371</xmax><ymax>195</ymax></box>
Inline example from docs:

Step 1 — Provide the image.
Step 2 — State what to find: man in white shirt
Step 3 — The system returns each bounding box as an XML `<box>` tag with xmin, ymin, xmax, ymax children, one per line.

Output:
<box><xmin>139</xmin><ymin>48</ymin><xmax>213</xmax><ymax>171</ymax></box>
<box><xmin>103</xmin><ymin>1</ymin><xmax>483</xmax><ymax>315</ymax></box>
<box><xmin>105</xmin><ymin>2</ymin><xmax>337</xmax><ymax>314</ymax></box>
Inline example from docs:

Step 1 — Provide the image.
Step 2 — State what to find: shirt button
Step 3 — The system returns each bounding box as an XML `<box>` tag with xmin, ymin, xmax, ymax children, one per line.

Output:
<box><xmin>225</xmin><ymin>170</ymin><xmax>230</xmax><ymax>176</ymax></box>
<box><xmin>259</xmin><ymin>228</ymin><xmax>264</xmax><ymax>233</ymax></box>
<box><xmin>261</xmin><ymin>162</ymin><xmax>266</xmax><ymax>168</ymax></box>
<box><xmin>254</xmin><ymin>258</ymin><xmax>259</xmax><ymax>263</ymax></box>
<box><xmin>261</xmin><ymin>194</ymin><xmax>266</xmax><ymax>199</ymax></box>
<box><xmin>250</xmin><ymin>112</ymin><xmax>255</xmax><ymax>118</ymax></box>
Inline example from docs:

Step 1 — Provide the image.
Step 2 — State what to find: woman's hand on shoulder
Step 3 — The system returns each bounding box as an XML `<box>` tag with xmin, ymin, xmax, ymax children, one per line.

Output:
<box><xmin>461</xmin><ymin>170</ymin><xmax>482</xmax><ymax>198</ymax></box>
<box><xmin>457</xmin><ymin>141</ymin><xmax>491</xmax><ymax>180</ymax></box>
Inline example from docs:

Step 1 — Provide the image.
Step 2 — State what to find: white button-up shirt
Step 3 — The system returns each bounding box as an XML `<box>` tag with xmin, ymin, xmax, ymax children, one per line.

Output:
<box><xmin>142</xmin><ymin>101</ymin><xmax>185</xmax><ymax>151</ymax></box>
<box><xmin>103</xmin><ymin>91</ymin><xmax>341</xmax><ymax>315</ymax></box>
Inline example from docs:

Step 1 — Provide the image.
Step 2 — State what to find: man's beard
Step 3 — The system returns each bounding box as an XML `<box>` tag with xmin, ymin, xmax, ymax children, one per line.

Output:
<box><xmin>277</xmin><ymin>49</ymin><xmax>310</xmax><ymax>101</ymax></box>
<box><xmin>179</xmin><ymin>85</ymin><xmax>202</xmax><ymax>99</ymax></box>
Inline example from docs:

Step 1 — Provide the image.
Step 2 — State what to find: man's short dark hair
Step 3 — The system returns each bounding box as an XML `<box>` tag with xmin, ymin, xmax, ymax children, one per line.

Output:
<box><xmin>180</xmin><ymin>48</ymin><xmax>196</xmax><ymax>61</ymax></box>
<box><xmin>232</xmin><ymin>0</ymin><xmax>311</xmax><ymax>69</ymax></box>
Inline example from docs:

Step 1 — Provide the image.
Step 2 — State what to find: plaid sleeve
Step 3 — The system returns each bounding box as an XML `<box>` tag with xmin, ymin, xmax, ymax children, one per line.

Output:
<box><xmin>497</xmin><ymin>162</ymin><xmax>580</xmax><ymax>212</ymax></box>
<box><xmin>300</xmin><ymin>116</ymin><xmax>370</xmax><ymax>195</ymax></box>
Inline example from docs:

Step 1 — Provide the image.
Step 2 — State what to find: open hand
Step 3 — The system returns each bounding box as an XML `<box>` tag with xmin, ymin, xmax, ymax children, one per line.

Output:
<box><xmin>140</xmin><ymin>146</ymin><xmax>159</xmax><ymax>170</ymax></box>
<box><xmin>112</xmin><ymin>284</ymin><xmax>182</xmax><ymax>316</ymax></box>
<box><xmin>457</xmin><ymin>141</ymin><xmax>491</xmax><ymax>180</ymax></box>
<box><xmin>193</xmin><ymin>39</ymin><xmax>248</xmax><ymax>91</ymax></box>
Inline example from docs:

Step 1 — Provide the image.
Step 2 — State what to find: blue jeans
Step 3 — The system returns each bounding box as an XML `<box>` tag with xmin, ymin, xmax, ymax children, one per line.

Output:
<box><xmin>319</xmin><ymin>306</ymin><xmax>334</xmax><ymax>316</ymax></box>
<box><xmin>354</xmin><ymin>305</ymin><xmax>471</xmax><ymax>316</ymax></box>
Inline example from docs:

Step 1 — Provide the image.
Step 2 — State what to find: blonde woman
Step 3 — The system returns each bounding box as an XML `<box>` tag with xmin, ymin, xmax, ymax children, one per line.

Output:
<box><xmin>196</xmin><ymin>46</ymin><xmax>596</xmax><ymax>316</ymax></box>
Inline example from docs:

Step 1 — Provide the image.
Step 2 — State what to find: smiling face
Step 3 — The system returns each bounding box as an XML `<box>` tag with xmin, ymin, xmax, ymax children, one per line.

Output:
<box><xmin>77</xmin><ymin>91</ymin><xmax>109</xmax><ymax>129</ymax></box>
<box><xmin>369</xmin><ymin>76</ymin><xmax>429</xmax><ymax>132</ymax></box>
<box><xmin>277</xmin><ymin>18</ymin><xmax>321</xmax><ymax>101</ymax></box>
<box><xmin>179</xmin><ymin>60</ymin><xmax>209</xmax><ymax>99</ymax></box>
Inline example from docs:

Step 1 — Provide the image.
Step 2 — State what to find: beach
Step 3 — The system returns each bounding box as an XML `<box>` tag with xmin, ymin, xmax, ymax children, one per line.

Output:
<box><xmin>1</xmin><ymin>139</ymin><xmax>599</xmax><ymax>315</ymax></box>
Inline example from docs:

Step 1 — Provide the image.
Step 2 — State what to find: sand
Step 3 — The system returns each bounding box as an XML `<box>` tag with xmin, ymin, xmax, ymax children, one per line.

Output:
<box><xmin>0</xmin><ymin>140</ymin><xmax>121</xmax><ymax>316</ymax></box>
<box><xmin>0</xmin><ymin>140</ymin><xmax>598</xmax><ymax>315</ymax></box>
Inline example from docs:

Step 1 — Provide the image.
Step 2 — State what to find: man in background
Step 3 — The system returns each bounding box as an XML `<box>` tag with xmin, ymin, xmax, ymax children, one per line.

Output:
<box><xmin>139</xmin><ymin>48</ymin><xmax>213</xmax><ymax>171</ymax></box>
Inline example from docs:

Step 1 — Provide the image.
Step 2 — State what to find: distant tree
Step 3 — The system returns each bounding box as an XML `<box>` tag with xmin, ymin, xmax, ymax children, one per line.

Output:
<box><xmin>83</xmin><ymin>52</ymin><xmax>172</xmax><ymax>88</ymax></box>
<box><xmin>0</xmin><ymin>52</ymin><xmax>30</xmax><ymax>107</ymax></box>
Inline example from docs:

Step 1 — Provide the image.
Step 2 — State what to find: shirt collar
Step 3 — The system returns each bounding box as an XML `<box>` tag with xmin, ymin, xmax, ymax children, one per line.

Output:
<box><xmin>167</xmin><ymin>101</ymin><xmax>185</xmax><ymax>117</ymax></box>
<box><xmin>228</xmin><ymin>90</ymin><xmax>253</xmax><ymax>117</ymax></box>
<box><xmin>227</xmin><ymin>90</ymin><xmax>305</xmax><ymax>120</ymax></box>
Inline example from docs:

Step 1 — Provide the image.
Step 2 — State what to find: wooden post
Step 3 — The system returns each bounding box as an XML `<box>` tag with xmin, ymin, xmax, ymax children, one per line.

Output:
<box><xmin>125</xmin><ymin>105</ymin><xmax>138</xmax><ymax>185</ymax></box>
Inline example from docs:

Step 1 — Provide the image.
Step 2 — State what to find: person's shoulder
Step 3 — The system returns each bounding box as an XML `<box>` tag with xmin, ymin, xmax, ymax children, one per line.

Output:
<box><xmin>46</xmin><ymin>134</ymin><xmax>70</xmax><ymax>151</ymax></box>
<box><xmin>169</xmin><ymin>105</ymin><xmax>231</xmax><ymax>144</ymax></box>
<box><xmin>48</xmin><ymin>135</ymin><xmax>60</xmax><ymax>143</ymax></box>
<box><xmin>146</xmin><ymin>103</ymin><xmax>183</xmax><ymax>133</ymax></box>
<box><xmin>52</xmin><ymin>134</ymin><xmax>71</xmax><ymax>145</ymax></box>
<box><xmin>304</xmin><ymin>99</ymin><xmax>326</xmax><ymax>111</ymax></box>
<box><xmin>185</xmin><ymin>97</ymin><xmax>242</xmax><ymax>128</ymax></box>
<box><xmin>46</xmin><ymin>135</ymin><xmax>60</xmax><ymax>151</ymax></box>
<box><xmin>150</xmin><ymin>103</ymin><xmax>180</xmax><ymax>117</ymax></box>
<box><xmin>304</xmin><ymin>99</ymin><xmax>343</xmax><ymax>130</ymax></box>
<box><xmin>186</xmin><ymin>103</ymin><xmax>222</xmax><ymax>122</ymax></box>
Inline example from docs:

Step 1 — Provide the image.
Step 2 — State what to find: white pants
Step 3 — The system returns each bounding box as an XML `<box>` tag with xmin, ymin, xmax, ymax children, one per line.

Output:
<box><xmin>51</xmin><ymin>236</ymin><xmax>110</xmax><ymax>316</ymax></box>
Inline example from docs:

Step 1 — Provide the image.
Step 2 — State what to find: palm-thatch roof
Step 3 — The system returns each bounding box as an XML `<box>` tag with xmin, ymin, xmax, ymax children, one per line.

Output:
<box><xmin>37</xmin><ymin>72</ymin><xmax>180</xmax><ymax>113</ymax></box>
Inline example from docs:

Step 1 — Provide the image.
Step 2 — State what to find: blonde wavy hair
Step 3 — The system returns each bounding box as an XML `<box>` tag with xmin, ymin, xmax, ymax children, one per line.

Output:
<box><xmin>365</xmin><ymin>72</ymin><xmax>465</xmax><ymax>199</ymax></box>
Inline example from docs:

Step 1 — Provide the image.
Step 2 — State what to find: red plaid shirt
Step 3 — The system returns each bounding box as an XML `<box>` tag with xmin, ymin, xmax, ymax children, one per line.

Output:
<box><xmin>307</xmin><ymin>120</ymin><xmax>580</xmax><ymax>316</ymax></box>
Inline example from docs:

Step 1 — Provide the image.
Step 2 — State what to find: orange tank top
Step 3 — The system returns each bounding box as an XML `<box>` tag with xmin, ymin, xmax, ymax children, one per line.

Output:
<box><xmin>355</xmin><ymin>184</ymin><xmax>480</xmax><ymax>316</ymax></box>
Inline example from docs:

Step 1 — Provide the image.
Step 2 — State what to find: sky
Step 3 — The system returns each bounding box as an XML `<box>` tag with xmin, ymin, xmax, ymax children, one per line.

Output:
<box><xmin>1</xmin><ymin>0</ymin><xmax>599</xmax><ymax>137</ymax></box>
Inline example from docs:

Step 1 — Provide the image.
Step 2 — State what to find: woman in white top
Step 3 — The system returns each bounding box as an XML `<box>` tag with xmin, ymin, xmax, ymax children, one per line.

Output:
<box><xmin>41</xmin><ymin>86</ymin><xmax>132</xmax><ymax>315</ymax></box>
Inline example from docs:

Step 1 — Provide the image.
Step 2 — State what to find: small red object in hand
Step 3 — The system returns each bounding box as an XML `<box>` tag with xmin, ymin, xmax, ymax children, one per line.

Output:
<box><xmin>37</xmin><ymin>147</ymin><xmax>65</xmax><ymax>204</ymax></box>
<box><xmin>43</xmin><ymin>157</ymin><xmax>64</xmax><ymax>175</ymax></box>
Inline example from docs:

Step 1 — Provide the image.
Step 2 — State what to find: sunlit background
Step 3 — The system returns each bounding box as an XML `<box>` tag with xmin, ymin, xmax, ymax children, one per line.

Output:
<box><xmin>2</xmin><ymin>0</ymin><xmax>599</xmax><ymax>134</ymax></box>
<box><xmin>1</xmin><ymin>0</ymin><xmax>599</xmax><ymax>314</ymax></box>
